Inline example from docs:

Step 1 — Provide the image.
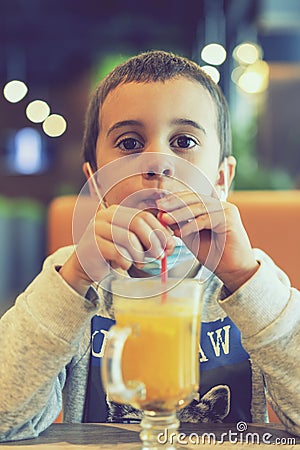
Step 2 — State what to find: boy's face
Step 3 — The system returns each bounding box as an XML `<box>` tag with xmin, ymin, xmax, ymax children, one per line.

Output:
<box><xmin>91</xmin><ymin>77</ymin><xmax>233</xmax><ymax>206</ymax></box>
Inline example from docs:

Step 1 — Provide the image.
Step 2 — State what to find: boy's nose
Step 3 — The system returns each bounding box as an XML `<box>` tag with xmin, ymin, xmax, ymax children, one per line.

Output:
<box><xmin>143</xmin><ymin>168</ymin><xmax>172</xmax><ymax>180</ymax></box>
<box><xmin>140</xmin><ymin>153</ymin><xmax>175</xmax><ymax>180</ymax></box>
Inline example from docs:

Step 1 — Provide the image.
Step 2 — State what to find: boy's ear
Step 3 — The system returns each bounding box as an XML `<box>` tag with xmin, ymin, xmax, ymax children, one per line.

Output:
<box><xmin>216</xmin><ymin>156</ymin><xmax>236</xmax><ymax>196</ymax></box>
<box><xmin>82</xmin><ymin>162</ymin><xmax>100</xmax><ymax>199</ymax></box>
<box><xmin>82</xmin><ymin>162</ymin><xmax>90</xmax><ymax>180</ymax></box>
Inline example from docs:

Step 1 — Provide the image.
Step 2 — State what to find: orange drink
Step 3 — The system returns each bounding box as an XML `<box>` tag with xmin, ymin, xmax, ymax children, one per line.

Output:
<box><xmin>110</xmin><ymin>278</ymin><xmax>203</xmax><ymax>413</ymax></box>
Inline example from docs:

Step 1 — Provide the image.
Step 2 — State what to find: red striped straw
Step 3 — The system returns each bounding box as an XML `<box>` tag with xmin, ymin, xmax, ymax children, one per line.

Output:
<box><xmin>158</xmin><ymin>211</ymin><xmax>168</xmax><ymax>303</ymax></box>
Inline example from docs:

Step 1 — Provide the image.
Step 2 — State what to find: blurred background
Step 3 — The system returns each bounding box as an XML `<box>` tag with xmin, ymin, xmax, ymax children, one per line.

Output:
<box><xmin>1</xmin><ymin>0</ymin><xmax>300</xmax><ymax>311</ymax></box>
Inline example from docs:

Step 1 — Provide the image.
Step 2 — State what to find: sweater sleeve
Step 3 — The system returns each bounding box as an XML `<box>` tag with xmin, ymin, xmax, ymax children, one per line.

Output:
<box><xmin>0</xmin><ymin>247</ymin><xmax>100</xmax><ymax>442</ymax></box>
<box><xmin>218</xmin><ymin>249</ymin><xmax>300</xmax><ymax>436</ymax></box>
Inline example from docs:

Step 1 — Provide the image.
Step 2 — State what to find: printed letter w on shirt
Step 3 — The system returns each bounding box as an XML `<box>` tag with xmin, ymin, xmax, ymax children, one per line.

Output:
<box><xmin>207</xmin><ymin>325</ymin><xmax>231</xmax><ymax>357</ymax></box>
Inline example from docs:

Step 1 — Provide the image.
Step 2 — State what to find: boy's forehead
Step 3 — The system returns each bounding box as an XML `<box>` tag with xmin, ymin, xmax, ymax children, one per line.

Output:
<box><xmin>99</xmin><ymin>78</ymin><xmax>218</xmax><ymax>128</ymax></box>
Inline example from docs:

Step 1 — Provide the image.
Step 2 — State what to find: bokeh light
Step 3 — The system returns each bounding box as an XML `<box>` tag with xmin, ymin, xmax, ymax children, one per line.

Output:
<box><xmin>26</xmin><ymin>100</ymin><xmax>50</xmax><ymax>123</ymax></box>
<box><xmin>201</xmin><ymin>43</ymin><xmax>227</xmax><ymax>66</ymax></box>
<box><xmin>201</xmin><ymin>65</ymin><xmax>220</xmax><ymax>84</ymax></box>
<box><xmin>12</xmin><ymin>128</ymin><xmax>43</xmax><ymax>174</ymax></box>
<box><xmin>3</xmin><ymin>80</ymin><xmax>28</xmax><ymax>103</ymax></box>
<box><xmin>237</xmin><ymin>60</ymin><xmax>269</xmax><ymax>94</ymax></box>
<box><xmin>42</xmin><ymin>114</ymin><xmax>67</xmax><ymax>137</ymax></box>
<box><xmin>233</xmin><ymin>42</ymin><xmax>262</xmax><ymax>65</ymax></box>
<box><xmin>231</xmin><ymin>66</ymin><xmax>245</xmax><ymax>84</ymax></box>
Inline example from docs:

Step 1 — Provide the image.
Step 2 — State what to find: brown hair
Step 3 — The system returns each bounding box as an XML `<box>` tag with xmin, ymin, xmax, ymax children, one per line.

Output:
<box><xmin>82</xmin><ymin>50</ymin><xmax>231</xmax><ymax>170</ymax></box>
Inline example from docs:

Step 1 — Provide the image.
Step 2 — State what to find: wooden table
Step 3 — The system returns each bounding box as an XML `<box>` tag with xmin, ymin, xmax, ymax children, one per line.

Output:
<box><xmin>1</xmin><ymin>422</ymin><xmax>299</xmax><ymax>449</ymax></box>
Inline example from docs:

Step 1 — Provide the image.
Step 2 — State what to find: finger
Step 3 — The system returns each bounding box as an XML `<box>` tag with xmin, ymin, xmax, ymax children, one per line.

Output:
<box><xmin>157</xmin><ymin>191</ymin><xmax>224</xmax><ymax>213</ymax></box>
<box><xmin>159</xmin><ymin>205</ymin><xmax>203</xmax><ymax>225</ymax></box>
<box><xmin>179</xmin><ymin>209</ymin><xmax>227</xmax><ymax>238</ymax></box>
<box><xmin>158</xmin><ymin>196</ymin><xmax>225</xmax><ymax>226</ymax></box>
<box><xmin>94</xmin><ymin>221</ymin><xmax>147</xmax><ymax>265</ymax></box>
<box><xmin>94</xmin><ymin>235</ymin><xmax>135</xmax><ymax>271</ymax></box>
<box><xmin>131</xmin><ymin>212</ymin><xmax>176</xmax><ymax>256</ymax></box>
<box><xmin>111</xmin><ymin>207</ymin><xmax>175</xmax><ymax>256</ymax></box>
<box><xmin>96</xmin><ymin>209</ymin><xmax>175</xmax><ymax>262</ymax></box>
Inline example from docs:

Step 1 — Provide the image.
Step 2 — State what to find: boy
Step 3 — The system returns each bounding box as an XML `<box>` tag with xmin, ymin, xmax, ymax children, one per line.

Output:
<box><xmin>0</xmin><ymin>50</ymin><xmax>299</xmax><ymax>441</ymax></box>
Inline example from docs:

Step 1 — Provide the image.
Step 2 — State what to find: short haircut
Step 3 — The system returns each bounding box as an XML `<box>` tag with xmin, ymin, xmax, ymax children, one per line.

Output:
<box><xmin>82</xmin><ymin>50</ymin><xmax>232</xmax><ymax>169</ymax></box>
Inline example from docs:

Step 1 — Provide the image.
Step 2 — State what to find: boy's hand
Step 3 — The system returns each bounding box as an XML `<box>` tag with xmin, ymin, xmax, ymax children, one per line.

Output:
<box><xmin>60</xmin><ymin>205</ymin><xmax>175</xmax><ymax>296</ymax></box>
<box><xmin>156</xmin><ymin>192</ymin><xmax>259</xmax><ymax>293</ymax></box>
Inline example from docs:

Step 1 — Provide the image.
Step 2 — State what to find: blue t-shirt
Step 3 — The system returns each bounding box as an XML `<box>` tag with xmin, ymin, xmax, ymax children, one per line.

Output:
<box><xmin>83</xmin><ymin>312</ymin><xmax>252</xmax><ymax>423</ymax></box>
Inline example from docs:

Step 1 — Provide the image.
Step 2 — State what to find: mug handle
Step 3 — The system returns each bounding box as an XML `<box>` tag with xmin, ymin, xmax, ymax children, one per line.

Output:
<box><xmin>101</xmin><ymin>325</ymin><xmax>146</xmax><ymax>404</ymax></box>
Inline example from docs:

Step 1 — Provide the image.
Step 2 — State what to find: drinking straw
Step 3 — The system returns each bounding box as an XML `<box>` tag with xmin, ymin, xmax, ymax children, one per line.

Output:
<box><xmin>158</xmin><ymin>211</ymin><xmax>168</xmax><ymax>303</ymax></box>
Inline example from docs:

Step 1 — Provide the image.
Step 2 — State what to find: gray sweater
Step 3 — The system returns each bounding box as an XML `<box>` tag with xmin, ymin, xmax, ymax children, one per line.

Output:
<box><xmin>0</xmin><ymin>246</ymin><xmax>300</xmax><ymax>441</ymax></box>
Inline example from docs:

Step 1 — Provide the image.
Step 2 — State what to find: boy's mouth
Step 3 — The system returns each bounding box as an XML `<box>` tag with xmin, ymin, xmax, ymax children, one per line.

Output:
<box><xmin>140</xmin><ymin>191</ymin><xmax>167</xmax><ymax>216</ymax></box>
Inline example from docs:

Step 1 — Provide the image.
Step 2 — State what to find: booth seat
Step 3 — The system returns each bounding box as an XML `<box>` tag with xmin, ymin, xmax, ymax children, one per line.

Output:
<box><xmin>228</xmin><ymin>190</ymin><xmax>300</xmax><ymax>290</ymax></box>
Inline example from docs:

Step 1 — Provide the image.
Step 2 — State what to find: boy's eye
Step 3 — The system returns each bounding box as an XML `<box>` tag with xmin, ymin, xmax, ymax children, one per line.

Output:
<box><xmin>118</xmin><ymin>138</ymin><xmax>143</xmax><ymax>151</ymax></box>
<box><xmin>171</xmin><ymin>135</ymin><xmax>198</xmax><ymax>149</ymax></box>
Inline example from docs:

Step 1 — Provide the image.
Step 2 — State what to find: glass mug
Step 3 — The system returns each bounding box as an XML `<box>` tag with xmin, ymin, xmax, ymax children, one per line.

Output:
<box><xmin>101</xmin><ymin>277</ymin><xmax>204</xmax><ymax>450</ymax></box>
